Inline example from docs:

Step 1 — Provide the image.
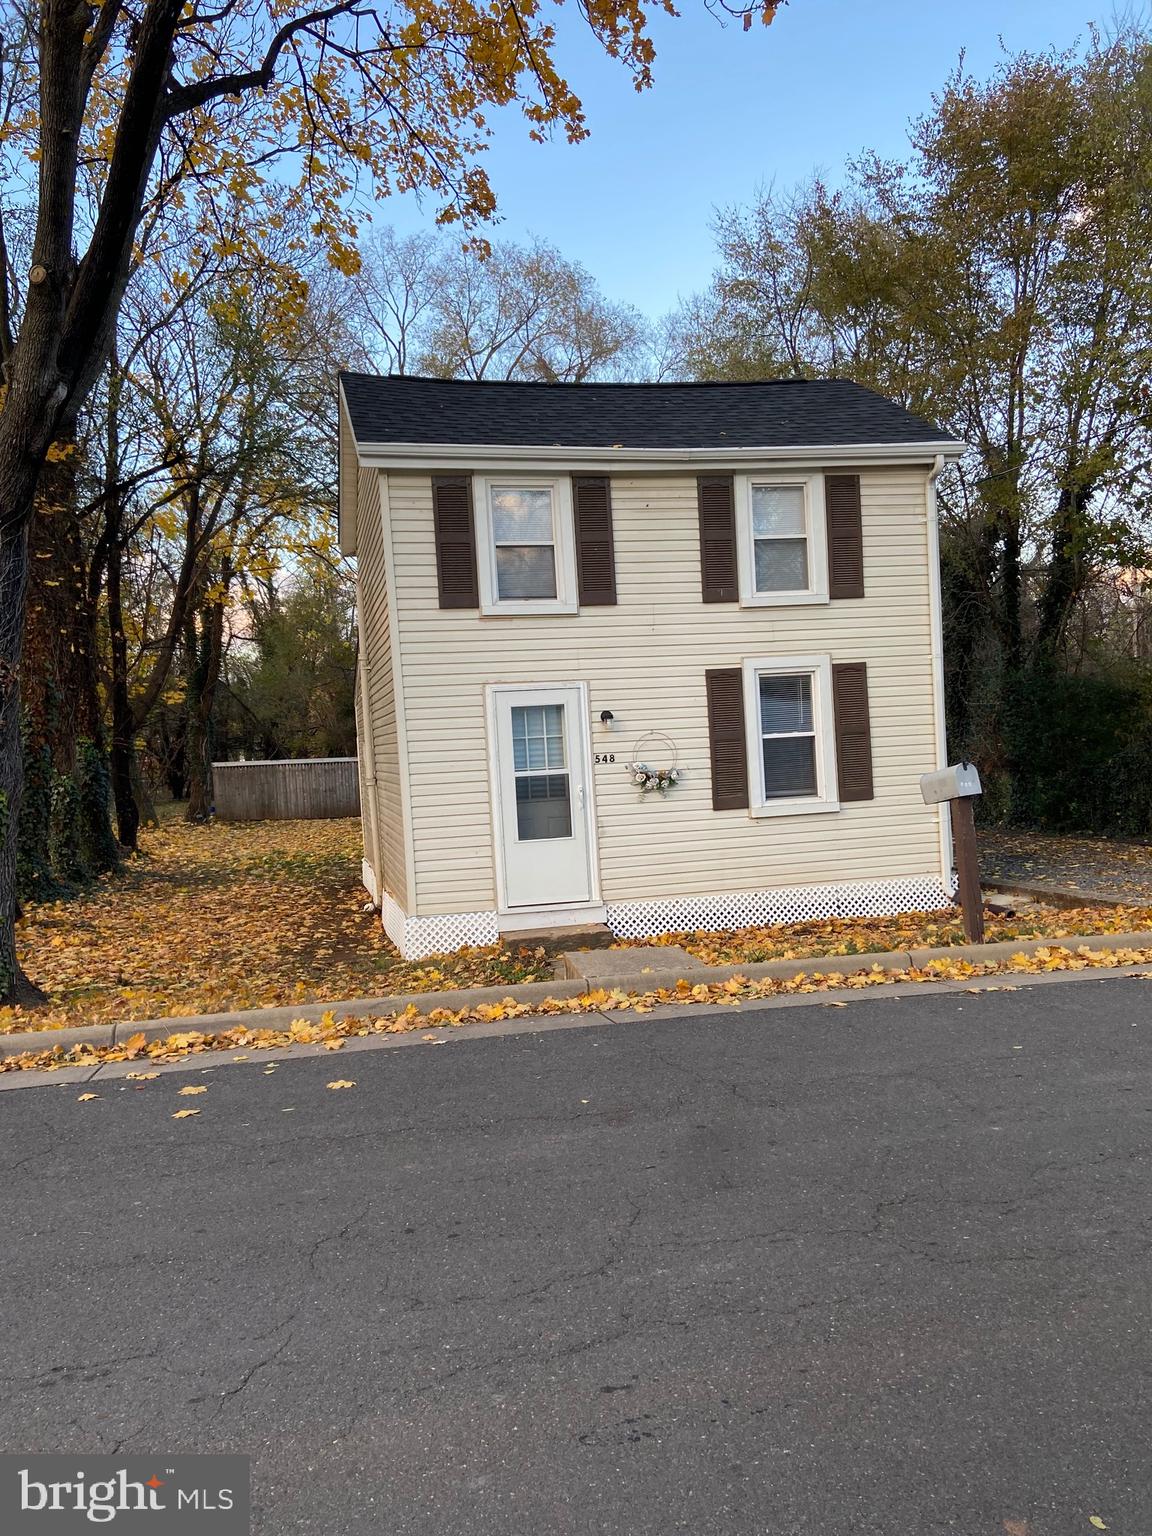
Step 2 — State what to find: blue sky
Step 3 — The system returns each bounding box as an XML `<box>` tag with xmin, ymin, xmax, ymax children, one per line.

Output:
<box><xmin>383</xmin><ymin>0</ymin><xmax>1113</xmax><ymax>315</ymax></box>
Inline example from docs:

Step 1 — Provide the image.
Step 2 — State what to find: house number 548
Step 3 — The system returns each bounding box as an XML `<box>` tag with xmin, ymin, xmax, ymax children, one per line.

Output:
<box><xmin>594</xmin><ymin>753</ymin><xmax>616</xmax><ymax>765</ymax></box>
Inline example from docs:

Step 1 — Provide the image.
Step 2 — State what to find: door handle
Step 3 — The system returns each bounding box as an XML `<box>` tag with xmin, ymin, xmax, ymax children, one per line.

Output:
<box><xmin>575</xmin><ymin>783</ymin><xmax>585</xmax><ymax>809</ymax></box>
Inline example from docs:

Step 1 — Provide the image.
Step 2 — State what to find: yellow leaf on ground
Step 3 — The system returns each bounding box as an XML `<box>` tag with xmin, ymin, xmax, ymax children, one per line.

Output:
<box><xmin>171</xmin><ymin>1108</ymin><xmax>201</xmax><ymax>1119</ymax></box>
<box><xmin>177</xmin><ymin>1084</ymin><xmax>207</xmax><ymax>1096</ymax></box>
<box><xmin>1089</xmin><ymin>1519</ymin><xmax>1108</xmax><ymax>1530</ymax></box>
<box><xmin>326</xmin><ymin>1079</ymin><xmax>356</xmax><ymax>1090</ymax></box>
<box><xmin>323</xmin><ymin>1038</ymin><xmax>344</xmax><ymax>1050</ymax></box>
<box><xmin>77</xmin><ymin>1093</ymin><xmax>99</xmax><ymax>1102</ymax></box>
<box><xmin>126</xmin><ymin>1071</ymin><xmax>159</xmax><ymax>1081</ymax></box>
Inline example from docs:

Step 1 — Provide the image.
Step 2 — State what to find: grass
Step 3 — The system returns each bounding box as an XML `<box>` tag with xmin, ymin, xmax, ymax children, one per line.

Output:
<box><xmin>2</xmin><ymin>817</ymin><xmax>544</xmax><ymax>1034</ymax></box>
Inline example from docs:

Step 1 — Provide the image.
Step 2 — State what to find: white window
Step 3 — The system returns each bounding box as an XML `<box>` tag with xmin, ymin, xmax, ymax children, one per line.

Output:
<box><xmin>476</xmin><ymin>476</ymin><xmax>577</xmax><ymax>615</ymax></box>
<box><xmin>736</xmin><ymin>472</ymin><xmax>828</xmax><ymax>607</ymax></box>
<box><xmin>742</xmin><ymin>654</ymin><xmax>839</xmax><ymax>816</ymax></box>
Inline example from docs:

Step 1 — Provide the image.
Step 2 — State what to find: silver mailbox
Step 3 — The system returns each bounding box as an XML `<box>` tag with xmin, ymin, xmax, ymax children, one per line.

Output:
<box><xmin>920</xmin><ymin>762</ymin><xmax>982</xmax><ymax>805</ymax></box>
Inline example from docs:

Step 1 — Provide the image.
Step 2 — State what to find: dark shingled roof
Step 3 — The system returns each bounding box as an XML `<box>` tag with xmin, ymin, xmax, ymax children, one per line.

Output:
<box><xmin>338</xmin><ymin>372</ymin><xmax>957</xmax><ymax>450</ymax></box>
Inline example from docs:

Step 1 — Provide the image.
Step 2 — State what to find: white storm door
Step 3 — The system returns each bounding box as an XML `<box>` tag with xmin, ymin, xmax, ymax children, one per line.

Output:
<box><xmin>492</xmin><ymin>686</ymin><xmax>593</xmax><ymax>909</ymax></box>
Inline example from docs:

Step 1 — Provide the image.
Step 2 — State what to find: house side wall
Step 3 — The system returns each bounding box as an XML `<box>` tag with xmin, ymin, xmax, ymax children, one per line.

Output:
<box><xmin>388</xmin><ymin>466</ymin><xmax>945</xmax><ymax>920</ymax></box>
<box><xmin>354</xmin><ymin>464</ymin><xmax>409</xmax><ymax>912</ymax></box>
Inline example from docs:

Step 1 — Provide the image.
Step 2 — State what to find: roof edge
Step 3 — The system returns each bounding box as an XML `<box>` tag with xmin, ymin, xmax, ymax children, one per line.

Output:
<box><xmin>350</xmin><ymin>438</ymin><xmax>966</xmax><ymax>471</ymax></box>
<box><xmin>337</xmin><ymin>379</ymin><xmax>359</xmax><ymax>556</ymax></box>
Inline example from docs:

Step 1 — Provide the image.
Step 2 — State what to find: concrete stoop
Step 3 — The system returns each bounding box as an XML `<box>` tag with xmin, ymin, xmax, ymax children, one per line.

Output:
<box><xmin>500</xmin><ymin>923</ymin><xmax>615</xmax><ymax>955</ymax></box>
<box><xmin>560</xmin><ymin>945</ymin><xmax>710</xmax><ymax>987</ymax></box>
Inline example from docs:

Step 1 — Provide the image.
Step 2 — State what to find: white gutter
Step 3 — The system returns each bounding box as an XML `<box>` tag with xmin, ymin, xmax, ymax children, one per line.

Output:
<box><xmin>352</xmin><ymin>438</ymin><xmax>966</xmax><ymax>473</ymax></box>
<box><xmin>926</xmin><ymin>453</ymin><xmax>954</xmax><ymax>894</ymax></box>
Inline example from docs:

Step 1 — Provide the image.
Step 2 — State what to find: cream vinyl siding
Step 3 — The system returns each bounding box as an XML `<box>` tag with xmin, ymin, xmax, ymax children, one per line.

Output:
<box><xmin>387</xmin><ymin>468</ymin><xmax>943</xmax><ymax>917</ymax></box>
<box><xmin>354</xmin><ymin>465</ymin><xmax>409</xmax><ymax>910</ymax></box>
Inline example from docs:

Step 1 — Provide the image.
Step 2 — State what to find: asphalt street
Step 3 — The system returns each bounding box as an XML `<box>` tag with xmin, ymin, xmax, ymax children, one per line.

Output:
<box><xmin>3</xmin><ymin>974</ymin><xmax>1152</xmax><ymax>1535</ymax></box>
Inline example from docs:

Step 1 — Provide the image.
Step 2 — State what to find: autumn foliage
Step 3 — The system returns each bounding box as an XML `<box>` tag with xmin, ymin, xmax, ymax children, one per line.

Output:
<box><xmin>1</xmin><ymin>817</ymin><xmax>545</xmax><ymax>1034</ymax></box>
<box><xmin>5</xmin><ymin>938</ymin><xmax>1152</xmax><ymax>1075</ymax></box>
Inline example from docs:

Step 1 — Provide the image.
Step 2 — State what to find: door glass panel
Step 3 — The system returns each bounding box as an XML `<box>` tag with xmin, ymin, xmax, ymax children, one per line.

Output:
<box><xmin>512</xmin><ymin>705</ymin><xmax>565</xmax><ymax>772</ymax></box>
<box><xmin>511</xmin><ymin>705</ymin><xmax>572</xmax><ymax>840</ymax></box>
<box><xmin>515</xmin><ymin>774</ymin><xmax>573</xmax><ymax>840</ymax></box>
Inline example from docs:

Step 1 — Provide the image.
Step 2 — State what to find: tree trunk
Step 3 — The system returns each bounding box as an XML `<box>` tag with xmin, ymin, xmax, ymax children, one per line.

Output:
<box><xmin>22</xmin><ymin>435</ymin><xmax>119</xmax><ymax>880</ymax></box>
<box><xmin>106</xmin><ymin>519</ymin><xmax>140</xmax><ymax>849</ymax></box>
<box><xmin>0</xmin><ymin>516</ymin><xmax>47</xmax><ymax>1006</ymax></box>
<box><xmin>1034</xmin><ymin>480</ymin><xmax>1092</xmax><ymax>663</ymax></box>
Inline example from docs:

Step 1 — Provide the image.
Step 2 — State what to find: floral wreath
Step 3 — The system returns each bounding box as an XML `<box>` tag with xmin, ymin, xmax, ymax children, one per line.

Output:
<box><xmin>626</xmin><ymin>732</ymin><xmax>681</xmax><ymax>796</ymax></box>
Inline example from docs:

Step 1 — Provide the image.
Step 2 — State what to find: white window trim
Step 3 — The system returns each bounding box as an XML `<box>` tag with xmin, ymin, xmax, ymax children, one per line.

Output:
<box><xmin>475</xmin><ymin>474</ymin><xmax>578</xmax><ymax>616</ymax></box>
<box><xmin>735</xmin><ymin>471</ymin><xmax>829</xmax><ymax>608</ymax></box>
<box><xmin>742</xmin><ymin>654</ymin><xmax>840</xmax><ymax>818</ymax></box>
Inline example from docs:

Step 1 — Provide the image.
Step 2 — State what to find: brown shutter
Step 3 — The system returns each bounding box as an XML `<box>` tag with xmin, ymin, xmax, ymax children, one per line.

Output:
<box><xmin>832</xmin><ymin>661</ymin><xmax>874</xmax><ymax>801</ymax></box>
<box><xmin>432</xmin><ymin>474</ymin><xmax>479</xmax><ymax>609</ymax></box>
<box><xmin>572</xmin><ymin>475</ymin><xmax>616</xmax><ymax>605</ymax></box>
<box><xmin>705</xmin><ymin>667</ymin><xmax>749</xmax><ymax>811</ymax></box>
<box><xmin>698</xmin><ymin>476</ymin><xmax>739</xmax><ymax>602</ymax></box>
<box><xmin>825</xmin><ymin>473</ymin><xmax>864</xmax><ymax>599</ymax></box>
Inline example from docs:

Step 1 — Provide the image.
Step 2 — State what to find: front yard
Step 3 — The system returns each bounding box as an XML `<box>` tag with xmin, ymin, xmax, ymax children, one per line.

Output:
<box><xmin>5</xmin><ymin>814</ymin><xmax>1152</xmax><ymax>1036</ymax></box>
<box><xmin>2</xmin><ymin>818</ymin><xmax>544</xmax><ymax>1034</ymax></box>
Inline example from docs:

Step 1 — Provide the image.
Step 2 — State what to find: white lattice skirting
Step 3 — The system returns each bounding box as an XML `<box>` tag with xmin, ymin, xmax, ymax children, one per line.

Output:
<box><xmin>604</xmin><ymin>876</ymin><xmax>952</xmax><ymax>941</ymax></box>
<box><xmin>374</xmin><ymin>875</ymin><xmax>952</xmax><ymax>960</ymax></box>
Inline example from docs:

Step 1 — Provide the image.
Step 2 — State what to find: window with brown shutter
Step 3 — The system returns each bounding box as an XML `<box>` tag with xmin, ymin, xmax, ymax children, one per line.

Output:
<box><xmin>832</xmin><ymin>661</ymin><xmax>874</xmax><ymax>800</ymax></box>
<box><xmin>698</xmin><ymin>476</ymin><xmax>739</xmax><ymax>603</ymax></box>
<box><xmin>433</xmin><ymin>474</ymin><xmax>479</xmax><ymax>609</ymax></box>
<box><xmin>705</xmin><ymin>667</ymin><xmax>749</xmax><ymax>810</ymax></box>
<box><xmin>572</xmin><ymin>475</ymin><xmax>616</xmax><ymax>605</ymax></box>
<box><xmin>824</xmin><ymin>473</ymin><xmax>865</xmax><ymax>600</ymax></box>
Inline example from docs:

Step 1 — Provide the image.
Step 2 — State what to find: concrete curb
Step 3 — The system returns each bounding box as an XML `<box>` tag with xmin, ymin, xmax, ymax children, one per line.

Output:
<box><xmin>4</xmin><ymin>929</ymin><xmax>1152</xmax><ymax>1061</ymax></box>
<box><xmin>981</xmin><ymin>877</ymin><xmax>1139</xmax><ymax>910</ymax></box>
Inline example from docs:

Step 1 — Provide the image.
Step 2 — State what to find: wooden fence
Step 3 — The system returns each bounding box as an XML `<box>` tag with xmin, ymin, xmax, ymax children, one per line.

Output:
<box><xmin>211</xmin><ymin>758</ymin><xmax>360</xmax><ymax>822</ymax></box>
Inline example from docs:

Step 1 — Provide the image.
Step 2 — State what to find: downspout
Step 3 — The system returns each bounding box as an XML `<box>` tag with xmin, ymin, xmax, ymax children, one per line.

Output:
<box><xmin>926</xmin><ymin>453</ymin><xmax>954</xmax><ymax>894</ymax></box>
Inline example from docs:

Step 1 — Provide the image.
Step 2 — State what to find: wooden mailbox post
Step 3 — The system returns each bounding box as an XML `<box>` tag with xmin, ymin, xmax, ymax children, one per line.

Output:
<box><xmin>920</xmin><ymin>762</ymin><xmax>984</xmax><ymax>944</ymax></box>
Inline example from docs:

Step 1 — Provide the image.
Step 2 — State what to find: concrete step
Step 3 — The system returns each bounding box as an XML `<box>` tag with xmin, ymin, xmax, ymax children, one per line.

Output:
<box><xmin>560</xmin><ymin>944</ymin><xmax>711</xmax><ymax>986</ymax></box>
<box><xmin>501</xmin><ymin>923</ymin><xmax>616</xmax><ymax>955</ymax></box>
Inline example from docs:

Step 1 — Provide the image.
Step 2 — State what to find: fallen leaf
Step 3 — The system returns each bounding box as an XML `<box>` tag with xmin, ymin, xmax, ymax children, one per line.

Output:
<box><xmin>323</xmin><ymin>1037</ymin><xmax>344</xmax><ymax>1051</ymax></box>
<box><xmin>177</xmin><ymin>1084</ymin><xmax>207</xmax><ymax>1096</ymax></box>
<box><xmin>326</xmin><ymin>1079</ymin><xmax>356</xmax><ymax>1090</ymax></box>
<box><xmin>77</xmin><ymin>1092</ymin><xmax>99</xmax><ymax>1102</ymax></box>
<box><xmin>1089</xmin><ymin>1520</ymin><xmax>1108</xmax><ymax>1531</ymax></box>
<box><xmin>171</xmin><ymin>1108</ymin><xmax>201</xmax><ymax>1119</ymax></box>
<box><xmin>126</xmin><ymin>1071</ymin><xmax>159</xmax><ymax>1081</ymax></box>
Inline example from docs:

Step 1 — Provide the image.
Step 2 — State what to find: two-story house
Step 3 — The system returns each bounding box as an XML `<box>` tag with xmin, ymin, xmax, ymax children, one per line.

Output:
<box><xmin>338</xmin><ymin>374</ymin><xmax>964</xmax><ymax>960</ymax></box>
